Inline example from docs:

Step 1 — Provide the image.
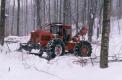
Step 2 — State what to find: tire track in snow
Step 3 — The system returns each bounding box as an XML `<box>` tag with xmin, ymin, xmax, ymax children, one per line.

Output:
<box><xmin>22</xmin><ymin>60</ymin><xmax>66</xmax><ymax>80</ymax></box>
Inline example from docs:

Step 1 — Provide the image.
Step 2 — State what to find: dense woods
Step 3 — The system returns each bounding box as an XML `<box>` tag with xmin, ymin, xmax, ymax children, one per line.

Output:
<box><xmin>0</xmin><ymin>0</ymin><xmax>121</xmax><ymax>68</ymax></box>
<box><xmin>0</xmin><ymin>0</ymin><xmax>121</xmax><ymax>37</ymax></box>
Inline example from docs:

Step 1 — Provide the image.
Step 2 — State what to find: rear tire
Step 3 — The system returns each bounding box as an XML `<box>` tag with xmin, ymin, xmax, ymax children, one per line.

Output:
<box><xmin>74</xmin><ymin>41</ymin><xmax>92</xmax><ymax>57</ymax></box>
<box><xmin>47</xmin><ymin>39</ymin><xmax>65</xmax><ymax>60</ymax></box>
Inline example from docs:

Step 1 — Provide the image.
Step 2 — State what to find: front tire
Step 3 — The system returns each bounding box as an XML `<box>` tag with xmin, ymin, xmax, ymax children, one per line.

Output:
<box><xmin>47</xmin><ymin>39</ymin><xmax>65</xmax><ymax>60</ymax></box>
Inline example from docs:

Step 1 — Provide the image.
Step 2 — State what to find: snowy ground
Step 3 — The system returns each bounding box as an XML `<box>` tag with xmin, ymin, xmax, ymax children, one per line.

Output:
<box><xmin>1</xmin><ymin>18</ymin><xmax>122</xmax><ymax>80</ymax></box>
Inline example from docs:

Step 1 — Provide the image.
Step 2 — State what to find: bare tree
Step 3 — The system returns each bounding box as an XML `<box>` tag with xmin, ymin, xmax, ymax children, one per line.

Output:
<box><xmin>76</xmin><ymin>0</ymin><xmax>79</xmax><ymax>33</ymax></box>
<box><xmin>11</xmin><ymin>0</ymin><xmax>15</xmax><ymax>35</ymax></box>
<box><xmin>54</xmin><ymin>0</ymin><xmax>57</xmax><ymax>22</ymax></box>
<box><xmin>63</xmin><ymin>0</ymin><xmax>71</xmax><ymax>24</ymax></box>
<box><xmin>97</xmin><ymin>0</ymin><xmax>103</xmax><ymax>39</ymax></box>
<box><xmin>88</xmin><ymin>0</ymin><xmax>98</xmax><ymax>42</ymax></box>
<box><xmin>117</xmin><ymin>0</ymin><xmax>121</xmax><ymax>34</ymax></box>
<box><xmin>36</xmin><ymin>0</ymin><xmax>41</xmax><ymax>28</ymax></box>
<box><xmin>100</xmin><ymin>0</ymin><xmax>111</xmax><ymax>68</ymax></box>
<box><xmin>33</xmin><ymin>0</ymin><xmax>37</xmax><ymax>30</ymax></box>
<box><xmin>59</xmin><ymin>0</ymin><xmax>62</xmax><ymax>22</ymax></box>
<box><xmin>17</xmin><ymin>0</ymin><xmax>20</xmax><ymax>36</ymax></box>
<box><xmin>48</xmin><ymin>0</ymin><xmax>51</xmax><ymax>23</ymax></box>
<box><xmin>25</xmin><ymin>0</ymin><xmax>28</xmax><ymax>35</ymax></box>
<box><xmin>43</xmin><ymin>0</ymin><xmax>46</xmax><ymax>24</ymax></box>
<box><xmin>0</xmin><ymin>0</ymin><xmax>6</xmax><ymax>45</ymax></box>
<box><xmin>82</xmin><ymin>0</ymin><xmax>87</xmax><ymax>24</ymax></box>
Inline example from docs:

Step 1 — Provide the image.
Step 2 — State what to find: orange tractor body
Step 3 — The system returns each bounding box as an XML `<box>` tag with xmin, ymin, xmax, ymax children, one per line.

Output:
<box><xmin>30</xmin><ymin>23</ymin><xmax>75</xmax><ymax>52</ymax></box>
<box><xmin>30</xmin><ymin>30</ymin><xmax>53</xmax><ymax>47</ymax></box>
<box><xmin>19</xmin><ymin>23</ymin><xmax>92</xmax><ymax>60</ymax></box>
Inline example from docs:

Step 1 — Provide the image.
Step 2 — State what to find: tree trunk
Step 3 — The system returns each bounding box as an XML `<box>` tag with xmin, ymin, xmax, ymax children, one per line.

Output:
<box><xmin>0</xmin><ymin>0</ymin><xmax>6</xmax><ymax>45</ymax></box>
<box><xmin>82</xmin><ymin>0</ymin><xmax>87</xmax><ymax>24</ymax></box>
<box><xmin>11</xmin><ymin>0</ymin><xmax>15</xmax><ymax>35</ymax></box>
<box><xmin>97</xmin><ymin>0</ymin><xmax>103</xmax><ymax>39</ymax></box>
<box><xmin>36</xmin><ymin>0</ymin><xmax>41</xmax><ymax>28</ymax></box>
<box><xmin>48</xmin><ymin>0</ymin><xmax>51</xmax><ymax>23</ymax></box>
<box><xmin>43</xmin><ymin>0</ymin><xmax>46</xmax><ymax>24</ymax></box>
<box><xmin>17</xmin><ymin>0</ymin><xmax>20</xmax><ymax>36</ymax></box>
<box><xmin>75</xmin><ymin>0</ymin><xmax>79</xmax><ymax>33</ymax></box>
<box><xmin>59</xmin><ymin>0</ymin><xmax>62</xmax><ymax>22</ymax></box>
<box><xmin>63</xmin><ymin>0</ymin><xmax>70</xmax><ymax>24</ymax></box>
<box><xmin>54</xmin><ymin>0</ymin><xmax>57</xmax><ymax>22</ymax></box>
<box><xmin>88</xmin><ymin>0</ymin><xmax>98</xmax><ymax>42</ymax></box>
<box><xmin>100</xmin><ymin>0</ymin><xmax>111</xmax><ymax>68</ymax></box>
<box><xmin>33</xmin><ymin>0</ymin><xmax>36</xmax><ymax>30</ymax></box>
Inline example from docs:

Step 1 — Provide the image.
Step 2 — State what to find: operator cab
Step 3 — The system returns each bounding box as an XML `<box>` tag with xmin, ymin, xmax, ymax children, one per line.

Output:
<box><xmin>50</xmin><ymin>23</ymin><xmax>63</xmax><ymax>36</ymax></box>
<box><xmin>50</xmin><ymin>23</ymin><xmax>72</xmax><ymax>43</ymax></box>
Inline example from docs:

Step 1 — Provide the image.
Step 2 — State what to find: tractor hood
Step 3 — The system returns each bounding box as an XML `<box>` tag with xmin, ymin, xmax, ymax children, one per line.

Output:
<box><xmin>30</xmin><ymin>30</ymin><xmax>53</xmax><ymax>46</ymax></box>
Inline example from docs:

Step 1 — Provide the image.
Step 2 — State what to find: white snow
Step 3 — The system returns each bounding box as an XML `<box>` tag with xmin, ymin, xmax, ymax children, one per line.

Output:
<box><xmin>1</xmin><ymin>18</ymin><xmax>122</xmax><ymax>80</ymax></box>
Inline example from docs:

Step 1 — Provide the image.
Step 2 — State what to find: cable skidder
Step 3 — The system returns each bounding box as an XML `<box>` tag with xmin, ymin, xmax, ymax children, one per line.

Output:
<box><xmin>19</xmin><ymin>23</ymin><xmax>92</xmax><ymax>60</ymax></box>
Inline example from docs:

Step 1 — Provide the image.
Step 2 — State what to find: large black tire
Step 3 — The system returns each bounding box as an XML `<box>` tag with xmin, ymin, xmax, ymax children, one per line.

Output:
<box><xmin>74</xmin><ymin>41</ymin><xmax>92</xmax><ymax>57</ymax></box>
<box><xmin>47</xmin><ymin>39</ymin><xmax>65</xmax><ymax>60</ymax></box>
